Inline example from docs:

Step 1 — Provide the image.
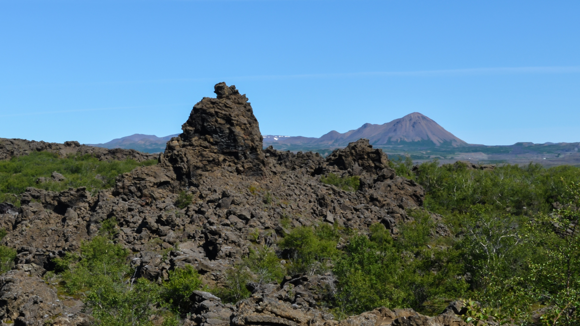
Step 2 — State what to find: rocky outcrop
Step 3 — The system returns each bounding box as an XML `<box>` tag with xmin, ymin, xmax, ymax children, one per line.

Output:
<box><xmin>161</xmin><ymin>82</ymin><xmax>267</xmax><ymax>181</ymax></box>
<box><xmin>326</xmin><ymin>139</ymin><xmax>390</xmax><ymax>175</ymax></box>
<box><xmin>0</xmin><ymin>269</ymin><xmax>89</xmax><ymax>325</ymax></box>
<box><xmin>0</xmin><ymin>83</ymin><xmax>439</xmax><ymax>325</ymax></box>
<box><xmin>0</xmin><ymin>138</ymin><xmax>157</xmax><ymax>162</ymax></box>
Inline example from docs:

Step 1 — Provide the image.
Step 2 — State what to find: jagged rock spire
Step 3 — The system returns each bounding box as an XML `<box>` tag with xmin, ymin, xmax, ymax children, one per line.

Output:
<box><xmin>161</xmin><ymin>82</ymin><xmax>267</xmax><ymax>180</ymax></box>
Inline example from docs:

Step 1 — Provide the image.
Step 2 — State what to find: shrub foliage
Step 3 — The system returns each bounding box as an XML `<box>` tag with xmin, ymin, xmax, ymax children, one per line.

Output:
<box><xmin>0</xmin><ymin>152</ymin><xmax>157</xmax><ymax>205</ymax></box>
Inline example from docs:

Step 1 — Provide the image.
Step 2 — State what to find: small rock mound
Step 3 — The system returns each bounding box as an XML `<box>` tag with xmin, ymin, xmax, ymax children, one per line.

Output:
<box><xmin>161</xmin><ymin>82</ymin><xmax>267</xmax><ymax>180</ymax></box>
<box><xmin>327</xmin><ymin>139</ymin><xmax>390</xmax><ymax>175</ymax></box>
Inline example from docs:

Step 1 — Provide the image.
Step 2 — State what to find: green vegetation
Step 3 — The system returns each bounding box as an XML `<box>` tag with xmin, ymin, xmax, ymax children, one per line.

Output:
<box><xmin>54</xmin><ymin>236</ymin><xmax>164</xmax><ymax>325</ymax></box>
<box><xmin>52</xmin><ymin>236</ymin><xmax>206</xmax><ymax>325</ymax></box>
<box><xmin>212</xmin><ymin>262</ymin><xmax>253</xmax><ymax>304</ymax></box>
<box><xmin>320</xmin><ymin>173</ymin><xmax>360</xmax><ymax>192</ymax></box>
<box><xmin>0</xmin><ymin>229</ymin><xmax>16</xmax><ymax>274</ymax></box>
<box><xmin>4</xmin><ymin>149</ymin><xmax>580</xmax><ymax>324</ymax></box>
<box><xmin>411</xmin><ymin>161</ymin><xmax>580</xmax><ymax>215</ymax></box>
<box><xmin>0</xmin><ymin>152</ymin><xmax>157</xmax><ymax>206</ymax></box>
<box><xmin>263</xmin><ymin>191</ymin><xmax>273</xmax><ymax>204</ymax></box>
<box><xmin>332</xmin><ymin>213</ymin><xmax>466</xmax><ymax>317</ymax></box>
<box><xmin>175</xmin><ymin>191</ymin><xmax>193</xmax><ymax>209</ymax></box>
<box><xmin>161</xmin><ymin>265</ymin><xmax>203</xmax><ymax>313</ymax></box>
<box><xmin>212</xmin><ymin>245</ymin><xmax>285</xmax><ymax>303</ymax></box>
<box><xmin>246</xmin><ymin>245</ymin><xmax>286</xmax><ymax>284</ymax></box>
<box><xmin>279</xmin><ymin>224</ymin><xmax>340</xmax><ymax>275</ymax></box>
<box><xmin>285</xmin><ymin>161</ymin><xmax>580</xmax><ymax>324</ymax></box>
<box><xmin>389</xmin><ymin>155</ymin><xmax>415</xmax><ymax>179</ymax></box>
<box><xmin>388</xmin><ymin>160</ymin><xmax>580</xmax><ymax>324</ymax></box>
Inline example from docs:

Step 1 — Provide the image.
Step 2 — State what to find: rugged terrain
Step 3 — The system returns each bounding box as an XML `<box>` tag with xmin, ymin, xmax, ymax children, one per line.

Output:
<box><xmin>0</xmin><ymin>83</ymin><xmax>470</xmax><ymax>325</ymax></box>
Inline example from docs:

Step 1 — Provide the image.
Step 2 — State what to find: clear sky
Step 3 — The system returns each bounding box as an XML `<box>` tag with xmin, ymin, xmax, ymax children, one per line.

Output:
<box><xmin>1</xmin><ymin>0</ymin><xmax>579</xmax><ymax>146</ymax></box>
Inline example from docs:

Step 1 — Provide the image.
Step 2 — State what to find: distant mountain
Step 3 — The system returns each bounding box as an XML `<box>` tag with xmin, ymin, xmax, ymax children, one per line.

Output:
<box><xmin>264</xmin><ymin>112</ymin><xmax>467</xmax><ymax>148</ymax></box>
<box><xmin>91</xmin><ymin>113</ymin><xmax>465</xmax><ymax>153</ymax></box>
<box><xmin>89</xmin><ymin>133</ymin><xmax>178</xmax><ymax>153</ymax></box>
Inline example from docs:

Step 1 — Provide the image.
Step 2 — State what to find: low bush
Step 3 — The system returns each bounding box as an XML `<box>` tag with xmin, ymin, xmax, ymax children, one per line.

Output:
<box><xmin>247</xmin><ymin>245</ymin><xmax>286</xmax><ymax>284</ymax></box>
<box><xmin>279</xmin><ymin>224</ymin><xmax>340</xmax><ymax>275</ymax></box>
<box><xmin>55</xmin><ymin>236</ymin><xmax>130</xmax><ymax>295</ymax></box>
<box><xmin>175</xmin><ymin>191</ymin><xmax>193</xmax><ymax>209</ymax></box>
<box><xmin>212</xmin><ymin>245</ymin><xmax>284</xmax><ymax>303</ymax></box>
<box><xmin>212</xmin><ymin>263</ymin><xmax>253</xmax><ymax>304</ymax></box>
<box><xmin>162</xmin><ymin>265</ymin><xmax>203</xmax><ymax>312</ymax></box>
<box><xmin>98</xmin><ymin>217</ymin><xmax>119</xmax><ymax>239</ymax></box>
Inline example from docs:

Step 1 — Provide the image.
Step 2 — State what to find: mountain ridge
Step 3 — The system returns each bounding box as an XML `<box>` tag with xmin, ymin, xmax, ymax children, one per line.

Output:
<box><xmin>90</xmin><ymin>112</ymin><xmax>466</xmax><ymax>153</ymax></box>
<box><xmin>264</xmin><ymin>112</ymin><xmax>467</xmax><ymax>148</ymax></box>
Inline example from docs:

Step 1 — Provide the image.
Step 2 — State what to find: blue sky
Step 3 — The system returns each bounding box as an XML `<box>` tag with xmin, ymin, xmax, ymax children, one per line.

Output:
<box><xmin>1</xmin><ymin>0</ymin><xmax>579</xmax><ymax>146</ymax></box>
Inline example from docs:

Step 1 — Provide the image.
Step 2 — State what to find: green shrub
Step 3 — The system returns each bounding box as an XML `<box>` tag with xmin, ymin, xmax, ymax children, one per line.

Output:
<box><xmin>161</xmin><ymin>265</ymin><xmax>203</xmax><ymax>312</ymax></box>
<box><xmin>280</xmin><ymin>215</ymin><xmax>292</xmax><ymax>229</ymax></box>
<box><xmin>320</xmin><ymin>173</ymin><xmax>360</xmax><ymax>192</ymax></box>
<box><xmin>98</xmin><ymin>217</ymin><xmax>119</xmax><ymax>239</ymax></box>
<box><xmin>397</xmin><ymin>209</ymin><xmax>435</xmax><ymax>251</ymax></box>
<box><xmin>0</xmin><ymin>244</ymin><xmax>16</xmax><ymax>274</ymax></box>
<box><xmin>279</xmin><ymin>224</ymin><xmax>340</xmax><ymax>275</ymax></box>
<box><xmin>333</xmin><ymin>223</ymin><xmax>467</xmax><ymax>316</ymax></box>
<box><xmin>413</xmin><ymin>161</ymin><xmax>580</xmax><ymax>216</ymax></box>
<box><xmin>211</xmin><ymin>246</ymin><xmax>283</xmax><ymax>303</ymax></box>
<box><xmin>246</xmin><ymin>245</ymin><xmax>285</xmax><ymax>284</ymax></box>
<box><xmin>454</xmin><ymin>181</ymin><xmax>580</xmax><ymax>325</ymax></box>
<box><xmin>175</xmin><ymin>191</ymin><xmax>193</xmax><ymax>209</ymax></box>
<box><xmin>87</xmin><ymin>277</ymin><xmax>177</xmax><ymax>326</ymax></box>
<box><xmin>263</xmin><ymin>191</ymin><xmax>273</xmax><ymax>204</ymax></box>
<box><xmin>389</xmin><ymin>155</ymin><xmax>416</xmax><ymax>180</ymax></box>
<box><xmin>212</xmin><ymin>263</ymin><xmax>253</xmax><ymax>304</ymax></box>
<box><xmin>55</xmin><ymin>236</ymin><xmax>130</xmax><ymax>294</ymax></box>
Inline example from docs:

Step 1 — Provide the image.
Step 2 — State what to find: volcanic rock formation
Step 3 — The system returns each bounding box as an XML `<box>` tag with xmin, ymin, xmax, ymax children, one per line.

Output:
<box><xmin>161</xmin><ymin>82</ymin><xmax>267</xmax><ymax>180</ymax></box>
<box><xmin>0</xmin><ymin>83</ymin><xmax>470</xmax><ymax>325</ymax></box>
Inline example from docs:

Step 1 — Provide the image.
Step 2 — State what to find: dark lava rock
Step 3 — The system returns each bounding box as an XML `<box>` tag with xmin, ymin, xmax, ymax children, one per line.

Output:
<box><xmin>327</xmin><ymin>139</ymin><xmax>391</xmax><ymax>175</ymax></box>
<box><xmin>161</xmin><ymin>82</ymin><xmax>267</xmax><ymax>181</ymax></box>
<box><xmin>0</xmin><ymin>203</ymin><xmax>16</xmax><ymax>215</ymax></box>
<box><xmin>0</xmin><ymin>269</ymin><xmax>90</xmax><ymax>325</ymax></box>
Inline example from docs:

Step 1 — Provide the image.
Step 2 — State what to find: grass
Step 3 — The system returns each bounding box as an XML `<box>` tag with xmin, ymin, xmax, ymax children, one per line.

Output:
<box><xmin>0</xmin><ymin>151</ymin><xmax>157</xmax><ymax>206</ymax></box>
